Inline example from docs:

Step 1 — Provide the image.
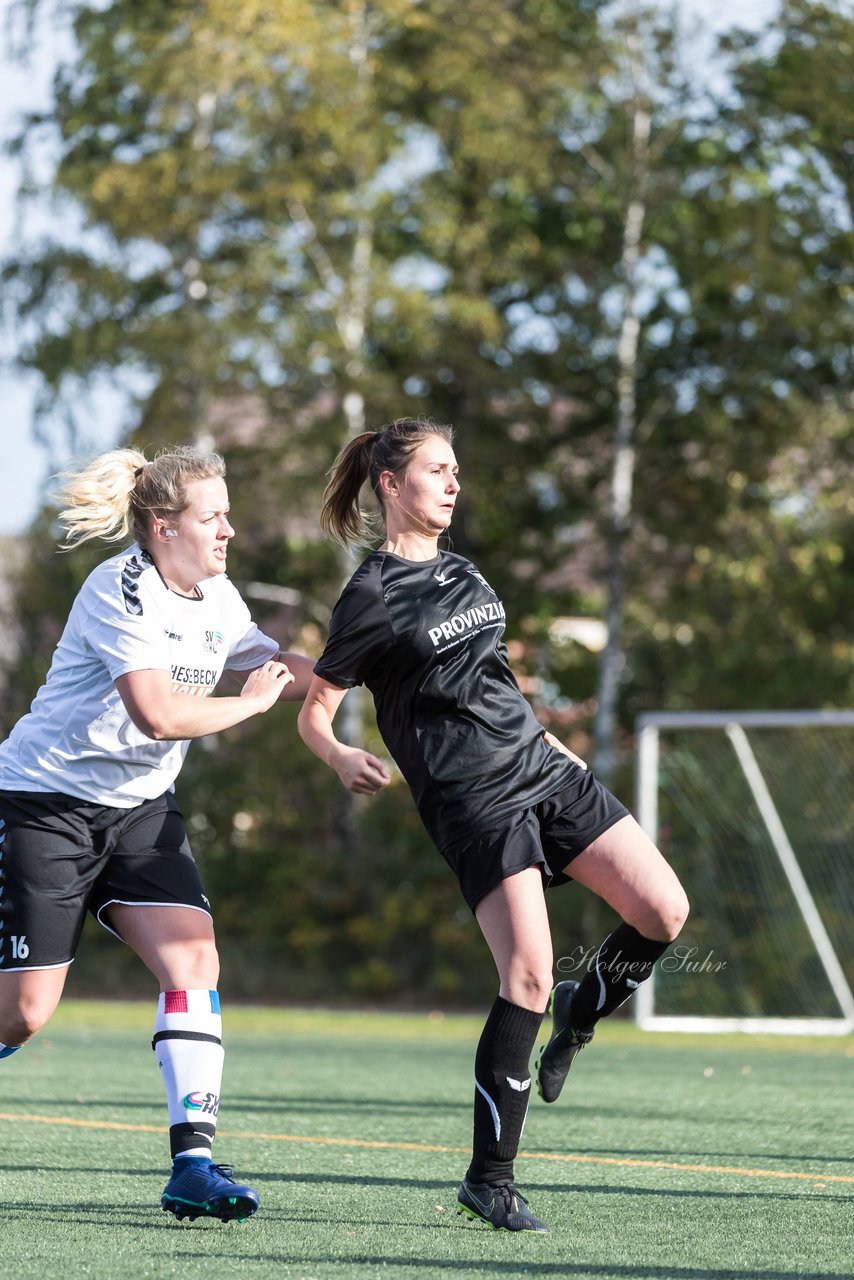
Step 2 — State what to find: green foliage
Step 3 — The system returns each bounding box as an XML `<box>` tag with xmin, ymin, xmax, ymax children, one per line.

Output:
<box><xmin>3</xmin><ymin>0</ymin><xmax>853</xmax><ymax>1000</ymax></box>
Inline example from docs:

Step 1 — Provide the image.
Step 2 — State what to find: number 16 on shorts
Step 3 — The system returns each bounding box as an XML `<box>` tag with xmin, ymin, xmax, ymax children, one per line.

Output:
<box><xmin>10</xmin><ymin>935</ymin><xmax>30</xmax><ymax>961</ymax></box>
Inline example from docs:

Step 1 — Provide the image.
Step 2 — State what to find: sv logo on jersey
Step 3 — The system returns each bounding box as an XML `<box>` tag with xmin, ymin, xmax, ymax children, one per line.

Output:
<box><xmin>202</xmin><ymin>629</ymin><xmax>225</xmax><ymax>655</ymax></box>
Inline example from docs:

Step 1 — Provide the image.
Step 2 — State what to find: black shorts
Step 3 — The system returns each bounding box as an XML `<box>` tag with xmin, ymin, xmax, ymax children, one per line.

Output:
<box><xmin>440</xmin><ymin>769</ymin><xmax>629</xmax><ymax>912</ymax></box>
<box><xmin>0</xmin><ymin>789</ymin><xmax>211</xmax><ymax>970</ymax></box>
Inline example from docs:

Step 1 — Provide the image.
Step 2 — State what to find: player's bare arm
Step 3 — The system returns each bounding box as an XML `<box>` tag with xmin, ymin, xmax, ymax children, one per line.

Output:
<box><xmin>226</xmin><ymin>651</ymin><xmax>315</xmax><ymax>701</ymax></box>
<box><xmin>543</xmin><ymin>731</ymin><xmax>588</xmax><ymax>770</ymax></box>
<box><xmin>116</xmin><ymin>660</ymin><xmax>293</xmax><ymax>741</ymax></box>
<box><xmin>298</xmin><ymin>676</ymin><xmax>391</xmax><ymax>796</ymax></box>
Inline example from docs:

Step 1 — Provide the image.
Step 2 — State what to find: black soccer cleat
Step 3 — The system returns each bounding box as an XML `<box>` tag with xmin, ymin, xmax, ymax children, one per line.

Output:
<box><xmin>535</xmin><ymin>979</ymin><xmax>595</xmax><ymax>1104</ymax></box>
<box><xmin>457</xmin><ymin>1179</ymin><xmax>549</xmax><ymax>1232</ymax></box>
<box><xmin>161</xmin><ymin>1158</ymin><xmax>260</xmax><ymax>1223</ymax></box>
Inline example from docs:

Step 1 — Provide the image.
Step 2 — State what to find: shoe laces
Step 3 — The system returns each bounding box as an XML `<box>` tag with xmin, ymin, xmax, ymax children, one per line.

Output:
<box><xmin>207</xmin><ymin>1163</ymin><xmax>236</xmax><ymax>1181</ymax></box>
<box><xmin>553</xmin><ymin>1023</ymin><xmax>593</xmax><ymax>1050</ymax></box>
<box><xmin>492</xmin><ymin>1182</ymin><xmax>529</xmax><ymax>1211</ymax></box>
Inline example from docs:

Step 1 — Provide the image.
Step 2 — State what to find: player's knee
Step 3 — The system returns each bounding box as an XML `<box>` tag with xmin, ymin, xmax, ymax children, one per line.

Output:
<box><xmin>667</xmin><ymin>886</ymin><xmax>690</xmax><ymax>939</ymax></box>
<box><xmin>507</xmin><ymin>964</ymin><xmax>553</xmax><ymax>1013</ymax></box>
<box><xmin>0</xmin><ymin>1002</ymin><xmax>51</xmax><ymax>1046</ymax></box>
<box><xmin>640</xmin><ymin>887</ymin><xmax>689</xmax><ymax>943</ymax></box>
<box><xmin>175</xmin><ymin>939</ymin><xmax>220</xmax><ymax>990</ymax></box>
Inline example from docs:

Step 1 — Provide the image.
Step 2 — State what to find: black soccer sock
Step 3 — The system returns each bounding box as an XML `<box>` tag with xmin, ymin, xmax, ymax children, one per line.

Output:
<box><xmin>571</xmin><ymin>922</ymin><xmax>670</xmax><ymax>1028</ymax></box>
<box><xmin>466</xmin><ymin>996</ymin><xmax>544</xmax><ymax>1186</ymax></box>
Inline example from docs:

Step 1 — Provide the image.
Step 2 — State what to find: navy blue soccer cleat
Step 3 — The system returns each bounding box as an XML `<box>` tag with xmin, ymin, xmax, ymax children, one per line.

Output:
<box><xmin>457</xmin><ymin>1179</ymin><xmax>549</xmax><ymax>1232</ymax></box>
<box><xmin>161</xmin><ymin>1157</ymin><xmax>260</xmax><ymax>1223</ymax></box>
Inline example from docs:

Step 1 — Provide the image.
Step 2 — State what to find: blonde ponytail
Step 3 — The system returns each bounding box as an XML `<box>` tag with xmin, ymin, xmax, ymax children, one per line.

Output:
<box><xmin>56</xmin><ymin>444</ymin><xmax>226</xmax><ymax>550</ymax></box>
<box><xmin>57</xmin><ymin>448</ymin><xmax>148</xmax><ymax>548</ymax></box>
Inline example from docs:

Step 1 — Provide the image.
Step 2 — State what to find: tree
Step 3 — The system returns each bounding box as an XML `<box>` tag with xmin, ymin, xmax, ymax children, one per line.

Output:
<box><xmin>488</xmin><ymin>0</ymin><xmax>854</xmax><ymax>753</ymax></box>
<box><xmin>2</xmin><ymin>0</ymin><xmax>616</xmax><ymax>1000</ymax></box>
<box><xmin>622</xmin><ymin>0</ymin><xmax>854</xmax><ymax>714</ymax></box>
<box><xmin>3</xmin><ymin>0</ymin><xmax>853</xmax><ymax>999</ymax></box>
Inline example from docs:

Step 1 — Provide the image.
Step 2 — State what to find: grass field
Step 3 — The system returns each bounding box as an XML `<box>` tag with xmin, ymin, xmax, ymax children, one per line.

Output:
<box><xmin>0</xmin><ymin>1001</ymin><xmax>851</xmax><ymax>1280</ymax></box>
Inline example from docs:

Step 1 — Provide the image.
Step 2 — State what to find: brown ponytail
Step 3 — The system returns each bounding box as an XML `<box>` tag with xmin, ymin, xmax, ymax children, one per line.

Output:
<box><xmin>320</xmin><ymin>432</ymin><xmax>379</xmax><ymax>548</ymax></box>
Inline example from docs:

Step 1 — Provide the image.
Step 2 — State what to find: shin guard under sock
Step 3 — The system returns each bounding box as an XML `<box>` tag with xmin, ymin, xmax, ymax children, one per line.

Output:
<box><xmin>572</xmin><ymin>923</ymin><xmax>670</xmax><ymax>1027</ymax></box>
<box><xmin>466</xmin><ymin>996</ymin><xmax>544</xmax><ymax>1185</ymax></box>
<box><xmin>152</xmin><ymin>989</ymin><xmax>224</xmax><ymax>1158</ymax></box>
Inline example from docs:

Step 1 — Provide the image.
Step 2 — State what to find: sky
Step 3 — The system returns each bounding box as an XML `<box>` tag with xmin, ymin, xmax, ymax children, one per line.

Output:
<box><xmin>1</xmin><ymin>0</ymin><xmax>782</xmax><ymax>535</ymax></box>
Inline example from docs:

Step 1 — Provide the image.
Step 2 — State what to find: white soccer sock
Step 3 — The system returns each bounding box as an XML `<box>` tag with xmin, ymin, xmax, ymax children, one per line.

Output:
<box><xmin>153</xmin><ymin>989</ymin><xmax>224</xmax><ymax>1159</ymax></box>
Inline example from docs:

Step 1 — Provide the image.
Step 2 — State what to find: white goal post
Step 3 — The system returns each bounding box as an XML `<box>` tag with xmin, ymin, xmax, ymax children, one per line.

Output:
<box><xmin>635</xmin><ymin>711</ymin><xmax>854</xmax><ymax>1035</ymax></box>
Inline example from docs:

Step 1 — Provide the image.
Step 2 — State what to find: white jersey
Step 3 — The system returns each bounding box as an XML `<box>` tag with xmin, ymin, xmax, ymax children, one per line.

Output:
<box><xmin>0</xmin><ymin>545</ymin><xmax>279</xmax><ymax>807</ymax></box>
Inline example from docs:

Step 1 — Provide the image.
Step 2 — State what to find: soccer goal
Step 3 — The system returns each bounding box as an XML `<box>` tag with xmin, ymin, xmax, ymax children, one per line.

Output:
<box><xmin>634</xmin><ymin>711</ymin><xmax>854</xmax><ymax>1035</ymax></box>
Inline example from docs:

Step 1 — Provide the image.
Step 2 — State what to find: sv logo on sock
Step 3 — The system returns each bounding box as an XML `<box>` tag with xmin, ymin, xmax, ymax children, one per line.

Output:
<box><xmin>182</xmin><ymin>1090</ymin><xmax>220</xmax><ymax>1116</ymax></box>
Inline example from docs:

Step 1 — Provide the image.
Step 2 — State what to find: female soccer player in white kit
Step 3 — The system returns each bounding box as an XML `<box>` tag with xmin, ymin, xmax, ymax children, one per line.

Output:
<box><xmin>298</xmin><ymin>418</ymin><xmax>688</xmax><ymax>1232</ymax></box>
<box><xmin>0</xmin><ymin>445</ymin><xmax>314</xmax><ymax>1222</ymax></box>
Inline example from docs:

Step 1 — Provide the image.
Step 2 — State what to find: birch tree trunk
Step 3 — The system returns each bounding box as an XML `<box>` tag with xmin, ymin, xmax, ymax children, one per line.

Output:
<box><xmin>286</xmin><ymin>2</ymin><xmax>376</xmax><ymax>754</ymax></box>
<box><xmin>334</xmin><ymin>0</ymin><xmax>373</xmax><ymax>754</ymax></box>
<box><xmin>593</xmin><ymin>43</ymin><xmax>651</xmax><ymax>784</ymax></box>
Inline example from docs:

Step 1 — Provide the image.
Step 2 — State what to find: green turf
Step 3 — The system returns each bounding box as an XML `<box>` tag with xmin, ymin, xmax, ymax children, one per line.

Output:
<box><xmin>0</xmin><ymin>1002</ymin><xmax>851</xmax><ymax>1279</ymax></box>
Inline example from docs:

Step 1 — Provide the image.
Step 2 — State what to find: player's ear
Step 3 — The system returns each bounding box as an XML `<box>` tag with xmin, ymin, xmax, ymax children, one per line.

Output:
<box><xmin>378</xmin><ymin>469</ymin><xmax>399</xmax><ymax>498</ymax></box>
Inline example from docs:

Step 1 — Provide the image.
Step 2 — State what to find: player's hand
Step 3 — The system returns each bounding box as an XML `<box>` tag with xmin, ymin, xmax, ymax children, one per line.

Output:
<box><xmin>240</xmin><ymin>660</ymin><xmax>295</xmax><ymax>712</ymax></box>
<box><xmin>334</xmin><ymin>747</ymin><xmax>392</xmax><ymax>795</ymax></box>
<box><xmin>544</xmin><ymin>730</ymin><xmax>588</xmax><ymax>770</ymax></box>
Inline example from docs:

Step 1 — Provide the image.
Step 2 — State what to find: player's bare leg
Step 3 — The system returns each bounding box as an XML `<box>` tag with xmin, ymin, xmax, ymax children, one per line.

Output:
<box><xmin>537</xmin><ymin>815</ymin><xmax>688</xmax><ymax>1102</ymax></box>
<box><xmin>109</xmin><ymin>904</ymin><xmax>259</xmax><ymax>1223</ymax></box>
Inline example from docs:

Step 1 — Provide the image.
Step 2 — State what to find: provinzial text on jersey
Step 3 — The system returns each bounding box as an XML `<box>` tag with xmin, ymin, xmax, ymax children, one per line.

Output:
<box><xmin>428</xmin><ymin>600</ymin><xmax>506</xmax><ymax>648</ymax></box>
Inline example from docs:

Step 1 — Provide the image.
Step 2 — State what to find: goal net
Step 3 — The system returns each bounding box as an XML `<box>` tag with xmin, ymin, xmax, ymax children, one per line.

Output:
<box><xmin>634</xmin><ymin>711</ymin><xmax>854</xmax><ymax>1035</ymax></box>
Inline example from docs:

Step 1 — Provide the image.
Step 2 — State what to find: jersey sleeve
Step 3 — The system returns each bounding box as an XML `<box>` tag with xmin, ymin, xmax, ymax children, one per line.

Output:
<box><xmin>221</xmin><ymin>580</ymin><xmax>281</xmax><ymax>670</ymax></box>
<box><xmin>313</xmin><ymin>569</ymin><xmax>394</xmax><ymax>689</ymax></box>
<box><xmin>80</xmin><ymin>562</ymin><xmax>172</xmax><ymax>681</ymax></box>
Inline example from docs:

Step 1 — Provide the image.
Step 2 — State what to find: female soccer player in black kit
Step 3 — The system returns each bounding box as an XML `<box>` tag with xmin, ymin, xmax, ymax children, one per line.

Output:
<box><xmin>298</xmin><ymin>418</ymin><xmax>688</xmax><ymax>1233</ymax></box>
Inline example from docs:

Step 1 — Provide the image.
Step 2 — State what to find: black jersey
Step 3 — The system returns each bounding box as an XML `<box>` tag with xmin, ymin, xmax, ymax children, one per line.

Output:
<box><xmin>314</xmin><ymin>549</ymin><xmax>575</xmax><ymax>850</ymax></box>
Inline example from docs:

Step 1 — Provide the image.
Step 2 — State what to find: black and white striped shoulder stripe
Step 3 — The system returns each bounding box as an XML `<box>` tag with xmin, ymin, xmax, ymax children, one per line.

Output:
<box><xmin>120</xmin><ymin>549</ymin><xmax>154</xmax><ymax>616</ymax></box>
